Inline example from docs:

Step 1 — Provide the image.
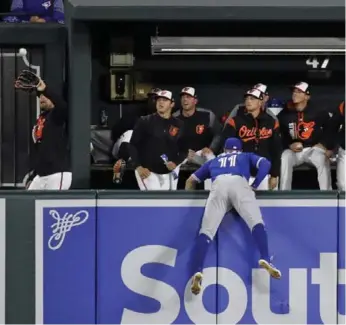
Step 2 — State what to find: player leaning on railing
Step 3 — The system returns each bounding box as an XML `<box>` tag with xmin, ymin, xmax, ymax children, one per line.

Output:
<box><xmin>15</xmin><ymin>70</ymin><xmax>71</xmax><ymax>190</ymax></box>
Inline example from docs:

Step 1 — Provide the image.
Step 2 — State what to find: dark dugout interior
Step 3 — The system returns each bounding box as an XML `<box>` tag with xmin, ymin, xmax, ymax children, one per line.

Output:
<box><xmin>89</xmin><ymin>20</ymin><xmax>345</xmax><ymax>189</ymax></box>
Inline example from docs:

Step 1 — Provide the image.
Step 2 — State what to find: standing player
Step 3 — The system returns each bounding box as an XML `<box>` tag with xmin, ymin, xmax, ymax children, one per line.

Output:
<box><xmin>15</xmin><ymin>70</ymin><xmax>71</xmax><ymax>190</ymax></box>
<box><xmin>129</xmin><ymin>90</ymin><xmax>186</xmax><ymax>190</ymax></box>
<box><xmin>185</xmin><ymin>137</ymin><xmax>281</xmax><ymax>295</ymax></box>
<box><xmin>173</xmin><ymin>87</ymin><xmax>222</xmax><ymax>189</ymax></box>
<box><xmin>111</xmin><ymin>88</ymin><xmax>161</xmax><ymax>183</ymax></box>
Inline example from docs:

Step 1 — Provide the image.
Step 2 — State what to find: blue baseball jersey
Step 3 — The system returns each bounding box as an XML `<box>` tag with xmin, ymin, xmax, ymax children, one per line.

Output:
<box><xmin>192</xmin><ymin>152</ymin><xmax>268</xmax><ymax>183</ymax></box>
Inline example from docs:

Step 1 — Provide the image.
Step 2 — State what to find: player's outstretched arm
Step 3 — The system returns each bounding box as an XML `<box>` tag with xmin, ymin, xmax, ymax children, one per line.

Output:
<box><xmin>185</xmin><ymin>176</ymin><xmax>198</xmax><ymax>190</ymax></box>
<box><xmin>129</xmin><ymin>118</ymin><xmax>146</xmax><ymax>169</ymax></box>
<box><xmin>186</xmin><ymin>160</ymin><xmax>212</xmax><ymax>190</ymax></box>
<box><xmin>40</xmin><ymin>85</ymin><xmax>68</xmax><ymax>123</ymax></box>
<box><xmin>249</xmin><ymin>155</ymin><xmax>271</xmax><ymax>189</ymax></box>
<box><xmin>210</xmin><ymin>118</ymin><xmax>236</xmax><ymax>154</ymax></box>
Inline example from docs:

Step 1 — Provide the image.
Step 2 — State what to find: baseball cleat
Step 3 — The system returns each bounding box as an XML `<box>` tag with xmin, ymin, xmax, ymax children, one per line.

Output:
<box><xmin>191</xmin><ymin>272</ymin><xmax>203</xmax><ymax>295</ymax></box>
<box><xmin>258</xmin><ymin>259</ymin><xmax>282</xmax><ymax>279</ymax></box>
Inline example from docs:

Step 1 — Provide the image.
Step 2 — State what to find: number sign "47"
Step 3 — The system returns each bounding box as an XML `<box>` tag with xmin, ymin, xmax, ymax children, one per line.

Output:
<box><xmin>306</xmin><ymin>57</ymin><xmax>330</xmax><ymax>69</ymax></box>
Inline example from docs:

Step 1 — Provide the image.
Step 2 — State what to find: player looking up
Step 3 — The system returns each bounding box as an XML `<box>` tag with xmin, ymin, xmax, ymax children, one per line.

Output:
<box><xmin>129</xmin><ymin>90</ymin><xmax>185</xmax><ymax>190</ymax></box>
<box><xmin>15</xmin><ymin>70</ymin><xmax>71</xmax><ymax>190</ymax></box>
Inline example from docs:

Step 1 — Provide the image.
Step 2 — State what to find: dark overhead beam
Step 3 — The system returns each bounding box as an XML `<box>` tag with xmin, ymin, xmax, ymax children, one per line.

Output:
<box><xmin>66</xmin><ymin>0</ymin><xmax>345</xmax><ymax>22</ymax></box>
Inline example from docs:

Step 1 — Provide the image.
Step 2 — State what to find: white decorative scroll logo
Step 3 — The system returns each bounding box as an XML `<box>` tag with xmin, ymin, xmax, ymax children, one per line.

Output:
<box><xmin>48</xmin><ymin>209</ymin><xmax>89</xmax><ymax>250</ymax></box>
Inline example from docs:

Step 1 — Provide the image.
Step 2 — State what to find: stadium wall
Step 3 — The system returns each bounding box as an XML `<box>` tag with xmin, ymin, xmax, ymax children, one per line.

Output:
<box><xmin>0</xmin><ymin>190</ymin><xmax>344</xmax><ymax>324</ymax></box>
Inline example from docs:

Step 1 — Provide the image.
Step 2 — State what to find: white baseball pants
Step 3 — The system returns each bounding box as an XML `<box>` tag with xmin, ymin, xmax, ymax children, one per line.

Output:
<box><xmin>280</xmin><ymin>147</ymin><xmax>332</xmax><ymax>190</ymax></box>
<box><xmin>135</xmin><ymin>168</ymin><xmax>180</xmax><ymax>190</ymax></box>
<box><xmin>337</xmin><ymin>147</ymin><xmax>345</xmax><ymax>191</ymax></box>
<box><xmin>28</xmin><ymin>172</ymin><xmax>72</xmax><ymax>190</ymax></box>
<box><xmin>200</xmin><ymin>175</ymin><xmax>264</xmax><ymax>240</ymax></box>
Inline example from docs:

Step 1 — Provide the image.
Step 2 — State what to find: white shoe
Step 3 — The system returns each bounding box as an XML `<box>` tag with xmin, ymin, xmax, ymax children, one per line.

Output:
<box><xmin>191</xmin><ymin>272</ymin><xmax>203</xmax><ymax>295</ymax></box>
<box><xmin>259</xmin><ymin>259</ymin><xmax>281</xmax><ymax>279</ymax></box>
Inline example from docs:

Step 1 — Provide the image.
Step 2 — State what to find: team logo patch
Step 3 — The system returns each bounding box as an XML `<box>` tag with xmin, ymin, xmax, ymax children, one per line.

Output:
<box><xmin>297</xmin><ymin>121</ymin><xmax>315</xmax><ymax>140</ymax></box>
<box><xmin>196</xmin><ymin>124</ymin><xmax>205</xmax><ymax>134</ymax></box>
<box><xmin>238</xmin><ymin>125</ymin><xmax>273</xmax><ymax>142</ymax></box>
<box><xmin>169</xmin><ymin>126</ymin><xmax>179</xmax><ymax>136</ymax></box>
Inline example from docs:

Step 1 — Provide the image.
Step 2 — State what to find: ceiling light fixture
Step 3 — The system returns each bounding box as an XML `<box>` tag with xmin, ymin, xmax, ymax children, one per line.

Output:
<box><xmin>151</xmin><ymin>37</ymin><xmax>345</xmax><ymax>56</ymax></box>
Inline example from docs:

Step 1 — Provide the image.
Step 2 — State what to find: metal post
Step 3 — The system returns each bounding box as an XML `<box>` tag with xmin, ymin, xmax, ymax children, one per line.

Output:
<box><xmin>44</xmin><ymin>26</ymin><xmax>66</xmax><ymax>95</ymax></box>
<box><xmin>68</xmin><ymin>20</ymin><xmax>91</xmax><ymax>188</ymax></box>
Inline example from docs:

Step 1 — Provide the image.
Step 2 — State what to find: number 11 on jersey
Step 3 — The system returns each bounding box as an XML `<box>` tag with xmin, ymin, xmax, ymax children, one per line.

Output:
<box><xmin>219</xmin><ymin>155</ymin><xmax>237</xmax><ymax>167</ymax></box>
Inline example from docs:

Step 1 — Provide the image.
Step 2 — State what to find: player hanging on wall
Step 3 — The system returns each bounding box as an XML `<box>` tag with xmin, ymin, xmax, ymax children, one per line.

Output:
<box><xmin>15</xmin><ymin>70</ymin><xmax>71</xmax><ymax>190</ymax></box>
<box><xmin>185</xmin><ymin>137</ymin><xmax>281</xmax><ymax>295</ymax></box>
<box><xmin>129</xmin><ymin>90</ymin><xmax>186</xmax><ymax>190</ymax></box>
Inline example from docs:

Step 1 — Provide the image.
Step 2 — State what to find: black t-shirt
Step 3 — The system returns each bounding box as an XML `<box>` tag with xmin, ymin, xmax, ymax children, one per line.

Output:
<box><xmin>31</xmin><ymin>87</ymin><xmax>70</xmax><ymax>176</ymax></box>
<box><xmin>173</xmin><ymin>108</ymin><xmax>222</xmax><ymax>152</ymax></box>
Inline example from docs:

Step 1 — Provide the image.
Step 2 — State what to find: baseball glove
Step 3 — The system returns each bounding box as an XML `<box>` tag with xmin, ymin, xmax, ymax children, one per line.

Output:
<box><xmin>15</xmin><ymin>70</ymin><xmax>40</xmax><ymax>92</ymax></box>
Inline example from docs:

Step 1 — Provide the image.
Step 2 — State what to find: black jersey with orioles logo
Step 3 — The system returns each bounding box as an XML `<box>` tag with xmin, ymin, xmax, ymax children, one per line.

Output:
<box><xmin>129</xmin><ymin>113</ymin><xmax>185</xmax><ymax>174</ymax></box>
<box><xmin>31</xmin><ymin>87</ymin><xmax>70</xmax><ymax>176</ymax></box>
<box><xmin>218</xmin><ymin>109</ymin><xmax>282</xmax><ymax>177</ymax></box>
<box><xmin>173</xmin><ymin>107</ymin><xmax>222</xmax><ymax>153</ymax></box>
<box><xmin>277</xmin><ymin>101</ymin><xmax>331</xmax><ymax>149</ymax></box>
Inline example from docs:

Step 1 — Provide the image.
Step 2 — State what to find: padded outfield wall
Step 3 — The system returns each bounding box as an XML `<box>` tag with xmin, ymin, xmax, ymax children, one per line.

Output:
<box><xmin>0</xmin><ymin>190</ymin><xmax>344</xmax><ymax>324</ymax></box>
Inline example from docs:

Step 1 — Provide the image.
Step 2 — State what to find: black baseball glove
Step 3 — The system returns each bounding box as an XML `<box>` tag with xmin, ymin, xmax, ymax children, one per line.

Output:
<box><xmin>15</xmin><ymin>70</ymin><xmax>41</xmax><ymax>92</ymax></box>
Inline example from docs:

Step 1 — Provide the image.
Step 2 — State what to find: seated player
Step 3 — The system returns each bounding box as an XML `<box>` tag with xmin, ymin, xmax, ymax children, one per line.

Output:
<box><xmin>278</xmin><ymin>82</ymin><xmax>332</xmax><ymax>190</ymax></box>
